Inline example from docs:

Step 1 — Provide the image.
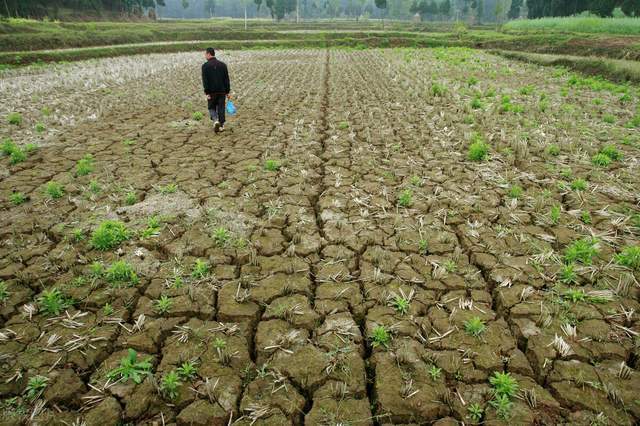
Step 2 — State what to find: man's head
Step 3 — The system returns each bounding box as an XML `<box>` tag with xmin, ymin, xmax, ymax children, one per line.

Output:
<box><xmin>205</xmin><ymin>47</ymin><xmax>215</xmax><ymax>60</ymax></box>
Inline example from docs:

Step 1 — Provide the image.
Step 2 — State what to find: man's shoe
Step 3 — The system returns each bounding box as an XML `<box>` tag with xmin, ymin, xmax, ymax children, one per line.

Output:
<box><xmin>219</xmin><ymin>125</ymin><xmax>225</xmax><ymax>132</ymax></box>
<box><xmin>214</xmin><ymin>121</ymin><xmax>221</xmax><ymax>133</ymax></box>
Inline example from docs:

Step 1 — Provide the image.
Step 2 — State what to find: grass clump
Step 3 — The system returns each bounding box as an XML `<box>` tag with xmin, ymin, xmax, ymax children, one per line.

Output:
<box><xmin>570</xmin><ymin>178</ymin><xmax>587</xmax><ymax>191</ymax></box>
<box><xmin>192</xmin><ymin>111</ymin><xmax>204</xmax><ymax>121</ymax></box>
<box><xmin>107</xmin><ymin>348</ymin><xmax>152</xmax><ymax>384</ymax></box>
<box><xmin>488</xmin><ymin>371</ymin><xmax>518</xmax><ymax>420</ymax></box>
<box><xmin>464</xmin><ymin>316</ymin><xmax>486</xmax><ymax>337</ymax></box>
<box><xmin>44</xmin><ymin>181</ymin><xmax>64</xmax><ymax>199</ymax></box>
<box><xmin>600</xmin><ymin>144</ymin><xmax>622</xmax><ymax>160</ymax></box>
<box><xmin>564</xmin><ymin>238</ymin><xmax>599</xmax><ymax>265</ymax></box>
<box><xmin>160</xmin><ymin>370</ymin><xmax>181</xmax><ymax>400</ymax></box>
<box><xmin>7</xmin><ymin>112</ymin><xmax>22</xmax><ymax>125</ymax></box>
<box><xmin>124</xmin><ymin>191</ymin><xmax>137</xmax><ymax>205</ymax></box>
<box><xmin>159</xmin><ymin>183</ymin><xmax>177</xmax><ymax>195</ymax></box>
<box><xmin>105</xmin><ymin>261</ymin><xmax>139</xmax><ymax>286</ymax></box>
<box><xmin>191</xmin><ymin>259</ymin><xmax>209</xmax><ymax>279</ymax></box>
<box><xmin>9</xmin><ymin>192</ymin><xmax>26</xmax><ymax>205</ymax></box>
<box><xmin>0</xmin><ymin>281</ymin><xmax>9</xmax><ymax>304</ymax></box>
<box><xmin>507</xmin><ymin>185</ymin><xmax>523</xmax><ymax>199</ymax></box>
<box><xmin>591</xmin><ymin>153</ymin><xmax>612</xmax><ymax>167</ymax></box>
<box><xmin>90</xmin><ymin>220</ymin><xmax>129</xmax><ymax>250</ymax></box>
<box><xmin>390</xmin><ymin>295</ymin><xmax>410</xmax><ymax>315</ymax></box>
<box><xmin>264</xmin><ymin>159</ymin><xmax>280</xmax><ymax>172</ymax></box>
<box><xmin>397</xmin><ymin>189</ymin><xmax>413</xmax><ymax>208</ymax></box>
<box><xmin>558</xmin><ymin>264</ymin><xmax>578</xmax><ymax>285</ymax></box>
<box><xmin>615</xmin><ymin>246</ymin><xmax>640</xmax><ymax>270</ymax></box>
<box><xmin>24</xmin><ymin>376</ymin><xmax>48</xmax><ymax>402</ymax></box>
<box><xmin>75</xmin><ymin>154</ymin><xmax>94</xmax><ymax>176</ymax></box>
<box><xmin>213</xmin><ymin>227</ymin><xmax>230</xmax><ymax>246</ymax></box>
<box><xmin>550</xmin><ymin>205</ymin><xmax>561</xmax><ymax>225</ymax></box>
<box><xmin>370</xmin><ymin>325</ymin><xmax>391</xmax><ymax>349</ymax></box>
<box><xmin>38</xmin><ymin>288</ymin><xmax>73</xmax><ymax>316</ymax></box>
<box><xmin>154</xmin><ymin>294</ymin><xmax>172</xmax><ymax>314</ymax></box>
<box><xmin>176</xmin><ymin>361</ymin><xmax>198</xmax><ymax>380</ymax></box>
<box><xmin>546</xmin><ymin>144</ymin><xmax>560</xmax><ymax>156</ymax></box>
<box><xmin>468</xmin><ymin>134</ymin><xmax>489</xmax><ymax>162</ymax></box>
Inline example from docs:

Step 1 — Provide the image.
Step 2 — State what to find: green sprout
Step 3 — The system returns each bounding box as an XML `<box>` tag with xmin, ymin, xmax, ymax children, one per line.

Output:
<box><xmin>615</xmin><ymin>246</ymin><xmax>640</xmax><ymax>270</ymax></box>
<box><xmin>546</xmin><ymin>144</ymin><xmax>560</xmax><ymax>156</ymax></box>
<box><xmin>397</xmin><ymin>189</ymin><xmax>413</xmax><ymax>208</ymax></box>
<box><xmin>176</xmin><ymin>361</ymin><xmax>198</xmax><ymax>380</ymax></box>
<box><xmin>7</xmin><ymin>112</ymin><xmax>22</xmax><ymax>126</ymax></box>
<box><xmin>213</xmin><ymin>227</ymin><xmax>230</xmax><ymax>246</ymax></box>
<box><xmin>124</xmin><ymin>191</ymin><xmax>137</xmax><ymax>205</ymax></box>
<box><xmin>24</xmin><ymin>376</ymin><xmax>48</xmax><ymax>402</ymax></box>
<box><xmin>44</xmin><ymin>181</ymin><xmax>64</xmax><ymax>199</ymax></box>
<box><xmin>105</xmin><ymin>261</ymin><xmax>139</xmax><ymax>287</ymax></box>
<box><xmin>570</xmin><ymin>178</ymin><xmax>587</xmax><ymax>192</ymax></box>
<box><xmin>428</xmin><ymin>365</ymin><xmax>442</xmax><ymax>381</ymax></box>
<box><xmin>489</xmin><ymin>394</ymin><xmax>513</xmax><ymax>420</ymax></box>
<box><xmin>464</xmin><ymin>316</ymin><xmax>486</xmax><ymax>337</ymax></box>
<box><xmin>191</xmin><ymin>259</ymin><xmax>209</xmax><ymax>279</ymax></box>
<box><xmin>154</xmin><ymin>295</ymin><xmax>172</xmax><ymax>314</ymax></box>
<box><xmin>390</xmin><ymin>295</ymin><xmax>410</xmax><ymax>315</ymax></box>
<box><xmin>38</xmin><ymin>288</ymin><xmax>73</xmax><ymax>316</ymax></box>
<box><xmin>160</xmin><ymin>370</ymin><xmax>181</xmax><ymax>400</ymax></box>
<box><xmin>507</xmin><ymin>185</ymin><xmax>523</xmax><ymax>199</ymax></box>
<box><xmin>0</xmin><ymin>281</ymin><xmax>9</xmax><ymax>304</ymax></box>
<box><xmin>75</xmin><ymin>154</ymin><xmax>94</xmax><ymax>176</ymax></box>
<box><xmin>159</xmin><ymin>183</ymin><xmax>177</xmax><ymax>195</ymax></box>
<box><xmin>264</xmin><ymin>159</ymin><xmax>280</xmax><ymax>172</ymax></box>
<box><xmin>564</xmin><ymin>238</ymin><xmax>599</xmax><ymax>265</ymax></box>
<box><xmin>106</xmin><ymin>348</ymin><xmax>152</xmax><ymax>384</ymax></box>
<box><xmin>90</xmin><ymin>220</ymin><xmax>129</xmax><ymax>250</ymax></box>
<box><xmin>370</xmin><ymin>325</ymin><xmax>391</xmax><ymax>349</ymax></box>
<box><xmin>192</xmin><ymin>111</ymin><xmax>204</xmax><ymax>121</ymax></box>
<box><xmin>558</xmin><ymin>264</ymin><xmax>578</xmax><ymax>285</ymax></box>
<box><xmin>550</xmin><ymin>205</ymin><xmax>561</xmax><ymax>225</ymax></box>
<box><xmin>468</xmin><ymin>138</ymin><xmax>489</xmax><ymax>162</ymax></box>
<box><xmin>9</xmin><ymin>192</ymin><xmax>26</xmax><ymax>206</ymax></box>
<box><xmin>591</xmin><ymin>153</ymin><xmax>611</xmax><ymax>167</ymax></box>
<box><xmin>467</xmin><ymin>402</ymin><xmax>484</xmax><ymax>423</ymax></box>
<box><xmin>489</xmin><ymin>371</ymin><xmax>519</xmax><ymax>398</ymax></box>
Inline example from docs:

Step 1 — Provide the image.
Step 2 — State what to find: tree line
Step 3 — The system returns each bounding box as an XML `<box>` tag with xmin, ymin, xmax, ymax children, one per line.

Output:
<box><xmin>527</xmin><ymin>0</ymin><xmax>639</xmax><ymax>18</ymax></box>
<box><xmin>1</xmin><ymin>0</ymin><xmax>166</xmax><ymax>19</ymax></box>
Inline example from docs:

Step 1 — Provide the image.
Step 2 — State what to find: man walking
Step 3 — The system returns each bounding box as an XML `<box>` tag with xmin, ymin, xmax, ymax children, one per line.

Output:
<box><xmin>202</xmin><ymin>47</ymin><xmax>231</xmax><ymax>133</ymax></box>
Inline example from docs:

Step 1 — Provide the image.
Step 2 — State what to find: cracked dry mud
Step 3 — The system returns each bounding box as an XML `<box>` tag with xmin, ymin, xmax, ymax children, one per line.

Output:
<box><xmin>1</xmin><ymin>48</ymin><xmax>639</xmax><ymax>425</ymax></box>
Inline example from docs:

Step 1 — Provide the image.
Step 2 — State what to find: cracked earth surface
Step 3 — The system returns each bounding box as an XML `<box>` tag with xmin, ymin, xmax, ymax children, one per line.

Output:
<box><xmin>0</xmin><ymin>48</ymin><xmax>639</xmax><ymax>425</ymax></box>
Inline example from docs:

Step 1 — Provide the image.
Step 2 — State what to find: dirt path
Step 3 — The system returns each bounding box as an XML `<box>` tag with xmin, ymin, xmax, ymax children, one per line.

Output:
<box><xmin>0</xmin><ymin>49</ymin><xmax>639</xmax><ymax>425</ymax></box>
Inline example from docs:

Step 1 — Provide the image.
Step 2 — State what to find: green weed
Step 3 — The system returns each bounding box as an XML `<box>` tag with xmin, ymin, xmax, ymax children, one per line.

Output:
<box><xmin>370</xmin><ymin>325</ymin><xmax>390</xmax><ymax>349</ymax></box>
<box><xmin>615</xmin><ymin>246</ymin><xmax>640</xmax><ymax>270</ymax></box>
<box><xmin>490</xmin><ymin>394</ymin><xmax>513</xmax><ymax>420</ymax></box>
<box><xmin>213</xmin><ymin>227</ymin><xmax>230</xmax><ymax>246</ymax></box>
<box><xmin>508</xmin><ymin>185</ymin><xmax>523</xmax><ymax>199</ymax></box>
<box><xmin>44</xmin><ymin>181</ymin><xmax>64</xmax><ymax>199</ymax></box>
<box><xmin>38</xmin><ymin>288</ymin><xmax>73</xmax><ymax>316</ymax></box>
<box><xmin>264</xmin><ymin>159</ymin><xmax>280</xmax><ymax>172</ymax></box>
<box><xmin>464</xmin><ymin>316</ymin><xmax>486</xmax><ymax>337</ymax></box>
<box><xmin>397</xmin><ymin>189</ymin><xmax>413</xmax><ymax>208</ymax></box>
<box><xmin>558</xmin><ymin>264</ymin><xmax>578</xmax><ymax>285</ymax></box>
<box><xmin>550</xmin><ymin>205</ymin><xmax>561</xmax><ymax>225</ymax></box>
<box><xmin>9</xmin><ymin>192</ymin><xmax>26</xmax><ymax>205</ymax></box>
<box><xmin>390</xmin><ymin>295</ymin><xmax>410</xmax><ymax>315</ymax></box>
<box><xmin>159</xmin><ymin>183</ymin><xmax>177</xmax><ymax>195</ymax></box>
<box><xmin>24</xmin><ymin>376</ymin><xmax>48</xmax><ymax>402</ymax></box>
<box><xmin>591</xmin><ymin>153</ymin><xmax>612</xmax><ymax>167</ymax></box>
<box><xmin>75</xmin><ymin>154</ymin><xmax>94</xmax><ymax>176</ymax></box>
<box><xmin>564</xmin><ymin>238</ymin><xmax>599</xmax><ymax>265</ymax></box>
<box><xmin>489</xmin><ymin>371</ymin><xmax>519</xmax><ymax>398</ymax></box>
<box><xmin>546</xmin><ymin>144</ymin><xmax>560</xmax><ymax>156</ymax></box>
<box><xmin>141</xmin><ymin>216</ymin><xmax>162</xmax><ymax>239</ymax></box>
<box><xmin>467</xmin><ymin>402</ymin><xmax>484</xmax><ymax>423</ymax></box>
<box><xmin>192</xmin><ymin>111</ymin><xmax>204</xmax><ymax>121</ymax></box>
<box><xmin>0</xmin><ymin>281</ymin><xmax>9</xmax><ymax>304</ymax></box>
<box><xmin>570</xmin><ymin>178</ymin><xmax>587</xmax><ymax>191</ymax></box>
<box><xmin>105</xmin><ymin>261</ymin><xmax>139</xmax><ymax>286</ymax></box>
<box><xmin>154</xmin><ymin>295</ymin><xmax>172</xmax><ymax>314</ymax></box>
<box><xmin>160</xmin><ymin>370</ymin><xmax>181</xmax><ymax>400</ymax></box>
<box><xmin>107</xmin><ymin>348</ymin><xmax>152</xmax><ymax>384</ymax></box>
<box><xmin>124</xmin><ymin>191</ymin><xmax>137</xmax><ymax>205</ymax></box>
<box><xmin>600</xmin><ymin>144</ymin><xmax>622</xmax><ymax>160</ymax></box>
<box><xmin>468</xmin><ymin>141</ymin><xmax>489</xmax><ymax>162</ymax></box>
<box><xmin>7</xmin><ymin>112</ymin><xmax>22</xmax><ymax>126</ymax></box>
<box><xmin>191</xmin><ymin>259</ymin><xmax>209</xmax><ymax>279</ymax></box>
<box><xmin>35</xmin><ymin>123</ymin><xmax>46</xmax><ymax>133</ymax></box>
<box><xmin>176</xmin><ymin>361</ymin><xmax>198</xmax><ymax>380</ymax></box>
<box><xmin>90</xmin><ymin>220</ymin><xmax>129</xmax><ymax>250</ymax></box>
<box><xmin>428</xmin><ymin>365</ymin><xmax>442</xmax><ymax>381</ymax></box>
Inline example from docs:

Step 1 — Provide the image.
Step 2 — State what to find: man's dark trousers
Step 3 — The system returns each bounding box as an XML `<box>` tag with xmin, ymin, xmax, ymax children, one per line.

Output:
<box><xmin>208</xmin><ymin>94</ymin><xmax>226</xmax><ymax>126</ymax></box>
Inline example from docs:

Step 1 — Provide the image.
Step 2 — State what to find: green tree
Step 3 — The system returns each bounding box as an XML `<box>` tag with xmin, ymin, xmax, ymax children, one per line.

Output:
<box><xmin>508</xmin><ymin>0</ymin><xmax>522</xmax><ymax>18</ymax></box>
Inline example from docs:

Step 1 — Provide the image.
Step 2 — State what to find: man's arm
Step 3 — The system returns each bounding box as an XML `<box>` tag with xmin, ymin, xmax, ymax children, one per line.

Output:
<box><xmin>202</xmin><ymin>64</ymin><xmax>210</xmax><ymax>95</ymax></box>
<box><xmin>223</xmin><ymin>64</ymin><xmax>231</xmax><ymax>95</ymax></box>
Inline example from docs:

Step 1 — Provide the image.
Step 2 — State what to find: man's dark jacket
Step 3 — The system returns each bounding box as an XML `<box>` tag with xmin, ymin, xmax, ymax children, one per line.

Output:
<box><xmin>202</xmin><ymin>58</ymin><xmax>230</xmax><ymax>95</ymax></box>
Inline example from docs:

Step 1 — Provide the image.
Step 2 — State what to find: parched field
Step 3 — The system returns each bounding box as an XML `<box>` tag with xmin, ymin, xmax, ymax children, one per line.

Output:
<box><xmin>0</xmin><ymin>48</ymin><xmax>639</xmax><ymax>425</ymax></box>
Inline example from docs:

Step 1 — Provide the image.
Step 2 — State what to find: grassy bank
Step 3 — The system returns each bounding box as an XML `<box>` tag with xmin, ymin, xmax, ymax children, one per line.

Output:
<box><xmin>503</xmin><ymin>16</ymin><xmax>640</xmax><ymax>35</ymax></box>
<box><xmin>494</xmin><ymin>49</ymin><xmax>640</xmax><ymax>84</ymax></box>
